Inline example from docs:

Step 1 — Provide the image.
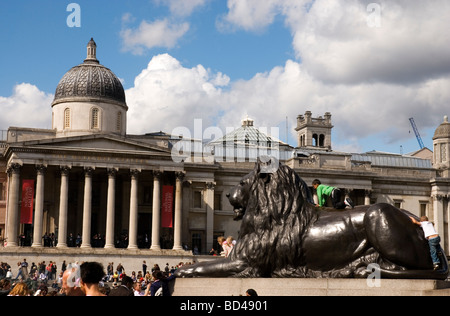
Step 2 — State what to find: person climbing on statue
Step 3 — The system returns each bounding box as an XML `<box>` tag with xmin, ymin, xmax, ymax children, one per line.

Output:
<box><xmin>410</xmin><ymin>216</ymin><xmax>442</xmax><ymax>270</ymax></box>
<box><xmin>312</xmin><ymin>179</ymin><xmax>354</xmax><ymax>209</ymax></box>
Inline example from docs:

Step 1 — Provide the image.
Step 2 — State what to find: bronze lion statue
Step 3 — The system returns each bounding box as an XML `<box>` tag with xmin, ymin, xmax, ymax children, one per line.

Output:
<box><xmin>176</xmin><ymin>162</ymin><xmax>448</xmax><ymax>279</ymax></box>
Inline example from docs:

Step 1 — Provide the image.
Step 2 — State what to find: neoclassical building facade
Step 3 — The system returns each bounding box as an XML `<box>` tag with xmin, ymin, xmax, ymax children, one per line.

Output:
<box><xmin>1</xmin><ymin>39</ymin><xmax>450</xmax><ymax>257</ymax></box>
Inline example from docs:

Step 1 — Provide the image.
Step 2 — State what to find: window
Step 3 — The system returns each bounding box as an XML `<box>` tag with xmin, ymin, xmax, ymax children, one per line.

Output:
<box><xmin>312</xmin><ymin>134</ymin><xmax>318</xmax><ymax>147</ymax></box>
<box><xmin>116</xmin><ymin>112</ymin><xmax>122</xmax><ymax>132</ymax></box>
<box><xmin>319</xmin><ymin>134</ymin><xmax>325</xmax><ymax>147</ymax></box>
<box><xmin>64</xmin><ymin>108</ymin><xmax>70</xmax><ymax>129</ymax></box>
<box><xmin>393</xmin><ymin>199</ymin><xmax>403</xmax><ymax>209</ymax></box>
<box><xmin>91</xmin><ymin>108</ymin><xmax>99</xmax><ymax>129</ymax></box>
<box><xmin>191</xmin><ymin>231</ymin><xmax>204</xmax><ymax>254</ymax></box>
<box><xmin>193</xmin><ymin>191</ymin><xmax>202</xmax><ymax>208</ymax></box>
<box><xmin>419</xmin><ymin>202</ymin><xmax>428</xmax><ymax>218</ymax></box>
<box><xmin>441</xmin><ymin>143</ymin><xmax>447</xmax><ymax>162</ymax></box>
<box><xmin>214</xmin><ymin>192</ymin><xmax>222</xmax><ymax>210</ymax></box>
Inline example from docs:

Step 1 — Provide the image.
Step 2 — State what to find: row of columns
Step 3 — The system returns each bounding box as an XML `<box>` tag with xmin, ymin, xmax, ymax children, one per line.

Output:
<box><xmin>5</xmin><ymin>163</ymin><xmax>184</xmax><ymax>251</ymax></box>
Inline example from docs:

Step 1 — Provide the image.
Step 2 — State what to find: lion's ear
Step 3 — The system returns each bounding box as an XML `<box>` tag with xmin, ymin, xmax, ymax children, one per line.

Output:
<box><xmin>257</xmin><ymin>156</ymin><xmax>279</xmax><ymax>175</ymax></box>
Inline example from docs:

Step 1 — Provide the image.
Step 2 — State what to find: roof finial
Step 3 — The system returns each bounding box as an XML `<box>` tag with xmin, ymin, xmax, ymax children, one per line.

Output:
<box><xmin>444</xmin><ymin>115</ymin><xmax>448</xmax><ymax>123</ymax></box>
<box><xmin>242</xmin><ymin>115</ymin><xmax>254</xmax><ymax>127</ymax></box>
<box><xmin>84</xmin><ymin>38</ymin><xmax>99</xmax><ymax>63</ymax></box>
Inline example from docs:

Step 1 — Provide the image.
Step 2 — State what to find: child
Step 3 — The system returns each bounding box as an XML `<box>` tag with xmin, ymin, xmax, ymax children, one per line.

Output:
<box><xmin>410</xmin><ymin>216</ymin><xmax>442</xmax><ymax>270</ymax></box>
<box><xmin>312</xmin><ymin>179</ymin><xmax>354</xmax><ymax>209</ymax></box>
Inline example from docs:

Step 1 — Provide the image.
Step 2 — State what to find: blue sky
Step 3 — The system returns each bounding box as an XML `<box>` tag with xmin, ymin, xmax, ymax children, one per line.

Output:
<box><xmin>1</xmin><ymin>0</ymin><xmax>450</xmax><ymax>154</ymax></box>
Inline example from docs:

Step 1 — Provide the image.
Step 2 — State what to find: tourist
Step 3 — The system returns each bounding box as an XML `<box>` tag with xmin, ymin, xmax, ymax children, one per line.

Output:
<box><xmin>410</xmin><ymin>216</ymin><xmax>443</xmax><ymax>270</ymax></box>
<box><xmin>108</xmin><ymin>275</ymin><xmax>134</xmax><ymax>296</ymax></box>
<box><xmin>15</xmin><ymin>262</ymin><xmax>23</xmax><ymax>280</ymax></box>
<box><xmin>312</xmin><ymin>179</ymin><xmax>354</xmax><ymax>209</ymax></box>
<box><xmin>142</xmin><ymin>260</ymin><xmax>147</xmax><ymax>276</ymax></box>
<box><xmin>133</xmin><ymin>282</ymin><xmax>144</xmax><ymax>296</ymax></box>
<box><xmin>79</xmin><ymin>262</ymin><xmax>106</xmax><ymax>296</ymax></box>
<box><xmin>0</xmin><ymin>279</ymin><xmax>12</xmax><ymax>296</ymax></box>
<box><xmin>20</xmin><ymin>259</ymin><xmax>29</xmax><ymax>280</ymax></box>
<box><xmin>217</xmin><ymin>236</ymin><xmax>234</xmax><ymax>257</ymax></box>
<box><xmin>149</xmin><ymin>270</ymin><xmax>175</xmax><ymax>296</ymax></box>
<box><xmin>245</xmin><ymin>289</ymin><xmax>258</xmax><ymax>296</ymax></box>
<box><xmin>112</xmin><ymin>270</ymin><xmax>119</xmax><ymax>282</ymax></box>
<box><xmin>34</xmin><ymin>284</ymin><xmax>48</xmax><ymax>296</ymax></box>
<box><xmin>8</xmin><ymin>282</ymin><xmax>31</xmax><ymax>296</ymax></box>
<box><xmin>116</xmin><ymin>262</ymin><xmax>124</xmax><ymax>275</ymax></box>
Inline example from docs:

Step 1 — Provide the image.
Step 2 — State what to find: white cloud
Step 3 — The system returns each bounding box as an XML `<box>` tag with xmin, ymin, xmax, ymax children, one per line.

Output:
<box><xmin>220</xmin><ymin>0</ymin><xmax>450</xmax><ymax>85</ymax></box>
<box><xmin>125</xmin><ymin>53</ymin><xmax>450</xmax><ymax>151</ymax></box>
<box><xmin>290</xmin><ymin>0</ymin><xmax>450</xmax><ymax>84</ymax></box>
<box><xmin>121</xmin><ymin>17</ymin><xmax>189</xmax><ymax>54</ymax></box>
<box><xmin>126</xmin><ymin>54</ymin><xmax>230</xmax><ymax>135</ymax></box>
<box><xmin>120</xmin><ymin>0</ymin><xmax>209</xmax><ymax>54</ymax></box>
<box><xmin>155</xmin><ymin>0</ymin><xmax>209</xmax><ymax>17</ymax></box>
<box><xmin>208</xmin><ymin>0</ymin><xmax>450</xmax><ymax>150</ymax></box>
<box><xmin>217</xmin><ymin>0</ymin><xmax>282</xmax><ymax>32</ymax></box>
<box><xmin>0</xmin><ymin>83</ymin><xmax>53</xmax><ymax>131</ymax></box>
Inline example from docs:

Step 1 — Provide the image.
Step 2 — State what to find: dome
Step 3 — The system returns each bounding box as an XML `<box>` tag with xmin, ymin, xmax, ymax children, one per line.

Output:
<box><xmin>52</xmin><ymin>38</ymin><xmax>127</xmax><ymax>109</ymax></box>
<box><xmin>433</xmin><ymin>116</ymin><xmax>450</xmax><ymax>140</ymax></box>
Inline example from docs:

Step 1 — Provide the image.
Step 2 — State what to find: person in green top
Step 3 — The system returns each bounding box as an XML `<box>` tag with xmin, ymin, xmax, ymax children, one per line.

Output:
<box><xmin>312</xmin><ymin>179</ymin><xmax>354</xmax><ymax>210</ymax></box>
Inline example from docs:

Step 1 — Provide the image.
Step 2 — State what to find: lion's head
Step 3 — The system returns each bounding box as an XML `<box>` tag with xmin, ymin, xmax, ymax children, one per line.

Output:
<box><xmin>227</xmin><ymin>160</ymin><xmax>316</xmax><ymax>224</ymax></box>
<box><xmin>224</xmin><ymin>161</ymin><xmax>318</xmax><ymax>276</ymax></box>
<box><xmin>227</xmin><ymin>171</ymin><xmax>253</xmax><ymax>221</ymax></box>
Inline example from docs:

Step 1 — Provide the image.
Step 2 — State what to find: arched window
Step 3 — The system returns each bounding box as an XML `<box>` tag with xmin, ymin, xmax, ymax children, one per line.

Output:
<box><xmin>91</xmin><ymin>108</ymin><xmax>99</xmax><ymax>129</ymax></box>
<box><xmin>313</xmin><ymin>134</ymin><xmax>318</xmax><ymax>147</ymax></box>
<box><xmin>64</xmin><ymin>108</ymin><xmax>71</xmax><ymax>129</ymax></box>
<box><xmin>319</xmin><ymin>134</ymin><xmax>325</xmax><ymax>147</ymax></box>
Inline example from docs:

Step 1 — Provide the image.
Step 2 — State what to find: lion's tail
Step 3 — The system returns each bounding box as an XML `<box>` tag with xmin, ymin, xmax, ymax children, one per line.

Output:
<box><xmin>379</xmin><ymin>252</ymin><xmax>449</xmax><ymax>280</ymax></box>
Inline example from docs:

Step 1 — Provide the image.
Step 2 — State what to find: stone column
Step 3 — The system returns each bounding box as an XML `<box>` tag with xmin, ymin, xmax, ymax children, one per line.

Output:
<box><xmin>81</xmin><ymin>167</ymin><xmax>94</xmax><ymax>248</ymax></box>
<box><xmin>205</xmin><ymin>182</ymin><xmax>215</xmax><ymax>252</ymax></box>
<box><xmin>172</xmin><ymin>172</ymin><xmax>185</xmax><ymax>250</ymax></box>
<box><xmin>128</xmin><ymin>169</ymin><xmax>140</xmax><ymax>250</ymax></box>
<box><xmin>32</xmin><ymin>165</ymin><xmax>47</xmax><ymax>248</ymax></box>
<box><xmin>433</xmin><ymin>194</ymin><xmax>445</xmax><ymax>237</ymax></box>
<box><xmin>5</xmin><ymin>163</ymin><xmax>21</xmax><ymax>248</ymax></box>
<box><xmin>104</xmin><ymin>168</ymin><xmax>117</xmax><ymax>249</ymax></box>
<box><xmin>57</xmin><ymin>166</ymin><xmax>71</xmax><ymax>248</ymax></box>
<box><xmin>151</xmin><ymin>171</ymin><xmax>162</xmax><ymax>250</ymax></box>
<box><xmin>445</xmin><ymin>196</ymin><xmax>450</xmax><ymax>256</ymax></box>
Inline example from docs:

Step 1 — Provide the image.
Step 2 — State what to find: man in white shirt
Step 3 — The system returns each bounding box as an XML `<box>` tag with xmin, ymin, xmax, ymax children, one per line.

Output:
<box><xmin>410</xmin><ymin>216</ymin><xmax>442</xmax><ymax>270</ymax></box>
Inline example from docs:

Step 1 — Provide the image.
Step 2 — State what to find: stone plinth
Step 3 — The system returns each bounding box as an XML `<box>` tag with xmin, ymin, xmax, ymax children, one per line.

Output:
<box><xmin>172</xmin><ymin>278</ymin><xmax>450</xmax><ymax>296</ymax></box>
<box><xmin>0</xmin><ymin>247</ymin><xmax>211</xmax><ymax>274</ymax></box>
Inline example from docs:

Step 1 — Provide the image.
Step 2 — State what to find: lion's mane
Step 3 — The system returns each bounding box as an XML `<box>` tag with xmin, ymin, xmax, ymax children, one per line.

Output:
<box><xmin>230</xmin><ymin>164</ymin><xmax>318</xmax><ymax>277</ymax></box>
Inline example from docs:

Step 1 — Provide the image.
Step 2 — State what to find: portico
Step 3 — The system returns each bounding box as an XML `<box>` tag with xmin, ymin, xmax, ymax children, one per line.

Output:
<box><xmin>3</xmin><ymin>134</ymin><xmax>185</xmax><ymax>251</ymax></box>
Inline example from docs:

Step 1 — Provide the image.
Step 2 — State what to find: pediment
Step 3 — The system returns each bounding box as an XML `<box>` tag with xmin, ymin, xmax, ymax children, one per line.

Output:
<box><xmin>19</xmin><ymin>134</ymin><xmax>171</xmax><ymax>155</ymax></box>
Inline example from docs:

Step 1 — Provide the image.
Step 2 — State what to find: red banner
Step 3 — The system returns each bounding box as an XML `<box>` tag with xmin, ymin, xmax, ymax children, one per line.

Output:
<box><xmin>161</xmin><ymin>185</ymin><xmax>174</xmax><ymax>228</ymax></box>
<box><xmin>21</xmin><ymin>180</ymin><xmax>35</xmax><ymax>224</ymax></box>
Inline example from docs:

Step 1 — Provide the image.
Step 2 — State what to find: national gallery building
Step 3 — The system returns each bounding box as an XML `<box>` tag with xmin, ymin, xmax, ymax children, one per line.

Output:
<box><xmin>1</xmin><ymin>39</ymin><xmax>450</xmax><ymax>257</ymax></box>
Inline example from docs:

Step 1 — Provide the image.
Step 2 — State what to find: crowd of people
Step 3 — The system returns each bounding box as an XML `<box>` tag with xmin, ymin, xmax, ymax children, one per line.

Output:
<box><xmin>0</xmin><ymin>258</ymin><xmax>191</xmax><ymax>296</ymax></box>
<box><xmin>0</xmin><ymin>235</ymin><xmax>241</xmax><ymax>296</ymax></box>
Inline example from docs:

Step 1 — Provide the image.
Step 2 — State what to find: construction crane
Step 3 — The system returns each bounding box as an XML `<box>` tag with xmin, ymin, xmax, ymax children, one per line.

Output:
<box><xmin>409</xmin><ymin>117</ymin><xmax>425</xmax><ymax>149</ymax></box>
